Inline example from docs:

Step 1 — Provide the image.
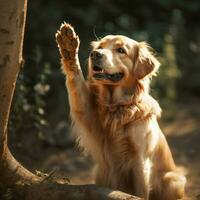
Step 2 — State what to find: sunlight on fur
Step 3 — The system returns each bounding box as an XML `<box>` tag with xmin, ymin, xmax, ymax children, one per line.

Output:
<box><xmin>56</xmin><ymin>22</ymin><xmax>186</xmax><ymax>200</ymax></box>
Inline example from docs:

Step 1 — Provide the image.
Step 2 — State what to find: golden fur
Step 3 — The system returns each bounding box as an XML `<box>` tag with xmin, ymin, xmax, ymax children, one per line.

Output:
<box><xmin>56</xmin><ymin>23</ymin><xmax>186</xmax><ymax>200</ymax></box>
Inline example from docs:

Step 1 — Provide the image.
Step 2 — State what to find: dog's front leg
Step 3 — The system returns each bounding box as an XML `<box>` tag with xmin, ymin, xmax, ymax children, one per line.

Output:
<box><xmin>56</xmin><ymin>23</ymin><xmax>91</xmax><ymax>124</ymax></box>
<box><xmin>133</xmin><ymin>161</ymin><xmax>149</xmax><ymax>200</ymax></box>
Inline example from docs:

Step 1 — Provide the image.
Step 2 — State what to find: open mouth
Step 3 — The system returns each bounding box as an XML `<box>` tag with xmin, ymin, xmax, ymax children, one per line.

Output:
<box><xmin>93</xmin><ymin>65</ymin><xmax>124</xmax><ymax>82</ymax></box>
<box><xmin>93</xmin><ymin>65</ymin><xmax>102</xmax><ymax>71</ymax></box>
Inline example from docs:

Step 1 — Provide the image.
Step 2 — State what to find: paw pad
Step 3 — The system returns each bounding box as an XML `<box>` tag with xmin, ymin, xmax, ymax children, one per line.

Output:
<box><xmin>56</xmin><ymin>22</ymin><xmax>79</xmax><ymax>60</ymax></box>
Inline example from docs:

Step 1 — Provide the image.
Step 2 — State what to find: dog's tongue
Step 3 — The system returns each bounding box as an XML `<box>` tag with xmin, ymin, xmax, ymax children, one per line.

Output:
<box><xmin>93</xmin><ymin>73</ymin><xmax>124</xmax><ymax>82</ymax></box>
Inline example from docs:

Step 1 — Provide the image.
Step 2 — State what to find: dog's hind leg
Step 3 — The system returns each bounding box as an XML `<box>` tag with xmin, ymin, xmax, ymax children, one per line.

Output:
<box><xmin>150</xmin><ymin>171</ymin><xmax>186</xmax><ymax>200</ymax></box>
<box><xmin>150</xmin><ymin>133</ymin><xmax>186</xmax><ymax>200</ymax></box>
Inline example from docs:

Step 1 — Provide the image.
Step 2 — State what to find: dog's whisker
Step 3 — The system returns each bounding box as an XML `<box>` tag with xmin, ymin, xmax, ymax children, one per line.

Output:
<box><xmin>93</xmin><ymin>26</ymin><xmax>100</xmax><ymax>41</ymax></box>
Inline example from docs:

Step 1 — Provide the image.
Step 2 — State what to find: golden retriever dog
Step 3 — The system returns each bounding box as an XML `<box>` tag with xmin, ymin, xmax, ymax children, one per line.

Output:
<box><xmin>56</xmin><ymin>23</ymin><xmax>186</xmax><ymax>200</ymax></box>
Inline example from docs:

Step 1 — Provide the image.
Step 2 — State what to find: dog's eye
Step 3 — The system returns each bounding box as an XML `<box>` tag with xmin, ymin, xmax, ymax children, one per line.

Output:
<box><xmin>97</xmin><ymin>46</ymin><xmax>103</xmax><ymax>49</ymax></box>
<box><xmin>116</xmin><ymin>47</ymin><xmax>126</xmax><ymax>54</ymax></box>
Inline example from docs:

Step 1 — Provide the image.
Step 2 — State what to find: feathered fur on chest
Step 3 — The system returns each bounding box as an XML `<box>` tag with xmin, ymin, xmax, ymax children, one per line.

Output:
<box><xmin>96</xmin><ymin>94</ymin><xmax>161</xmax><ymax>135</ymax></box>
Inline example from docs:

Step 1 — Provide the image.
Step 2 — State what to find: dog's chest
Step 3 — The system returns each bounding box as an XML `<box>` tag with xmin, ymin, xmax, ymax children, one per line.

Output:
<box><xmin>127</xmin><ymin>120</ymin><xmax>150</xmax><ymax>154</ymax></box>
<box><xmin>103</xmin><ymin>117</ymin><xmax>158</xmax><ymax>166</ymax></box>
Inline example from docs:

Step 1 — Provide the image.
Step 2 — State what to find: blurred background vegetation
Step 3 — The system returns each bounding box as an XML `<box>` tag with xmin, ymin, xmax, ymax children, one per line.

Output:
<box><xmin>4</xmin><ymin>0</ymin><xmax>200</xmax><ymax>198</ymax></box>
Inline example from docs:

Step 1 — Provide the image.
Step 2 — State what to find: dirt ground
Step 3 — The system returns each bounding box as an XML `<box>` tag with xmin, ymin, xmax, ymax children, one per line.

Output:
<box><xmin>160</xmin><ymin>99</ymin><xmax>200</xmax><ymax>200</ymax></box>
<box><xmin>10</xmin><ymin>98</ymin><xmax>200</xmax><ymax>200</ymax></box>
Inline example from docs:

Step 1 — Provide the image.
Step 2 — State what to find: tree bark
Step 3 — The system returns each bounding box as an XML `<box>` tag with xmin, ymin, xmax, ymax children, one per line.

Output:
<box><xmin>0</xmin><ymin>1</ymin><xmax>143</xmax><ymax>200</ymax></box>
<box><xmin>0</xmin><ymin>0</ymin><xmax>39</xmax><ymax>185</ymax></box>
<box><xmin>22</xmin><ymin>183</ymin><xmax>142</xmax><ymax>200</ymax></box>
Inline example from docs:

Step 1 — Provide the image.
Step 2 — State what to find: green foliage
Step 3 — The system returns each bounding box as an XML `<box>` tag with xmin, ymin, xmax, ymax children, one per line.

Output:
<box><xmin>154</xmin><ymin>34</ymin><xmax>181</xmax><ymax>101</ymax></box>
<box><xmin>9</xmin><ymin>46</ymin><xmax>52</xmax><ymax>142</ymax></box>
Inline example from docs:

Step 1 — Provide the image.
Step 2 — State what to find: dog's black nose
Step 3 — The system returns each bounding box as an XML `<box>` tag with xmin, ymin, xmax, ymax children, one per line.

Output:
<box><xmin>90</xmin><ymin>50</ymin><xmax>103</xmax><ymax>60</ymax></box>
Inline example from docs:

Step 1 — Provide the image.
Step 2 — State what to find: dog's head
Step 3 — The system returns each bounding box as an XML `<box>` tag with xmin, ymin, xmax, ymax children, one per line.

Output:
<box><xmin>88</xmin><ymin>35</ymin><xmax>160</xmax><ymax>85</ymax></box>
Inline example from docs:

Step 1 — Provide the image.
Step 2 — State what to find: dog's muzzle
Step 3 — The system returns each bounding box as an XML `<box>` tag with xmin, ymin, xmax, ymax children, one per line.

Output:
<box><xmin>90</xmin><ymin>50</ymin><xmax>104</xmax><ymax>70</ymax></box>
<box><xmin>90</xmin><ymin>50</ymin><xmax>124</xmax><ymax>82</ymax></box>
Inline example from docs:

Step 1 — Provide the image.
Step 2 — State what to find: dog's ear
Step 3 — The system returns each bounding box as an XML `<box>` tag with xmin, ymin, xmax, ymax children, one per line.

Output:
<box><xmin>90</xmin><ymin>41</ymin><xmax>99</xmax><ymax>48</ymax></box>
<box><xmin>134</xmin><ymin>42</ymin><xmax>160</xmax><ymax>79</ymax></box>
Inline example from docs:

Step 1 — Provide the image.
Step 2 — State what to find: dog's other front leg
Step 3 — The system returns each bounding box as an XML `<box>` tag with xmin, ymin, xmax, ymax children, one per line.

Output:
<box><xmin>133</xmin><ymin>161</ymin><xmax>149</xmax><ymax>200</ymax></box>
<box><xmin>56</xmin><ymin>23</ymin><xmax>91</xmax><ymax>124</ymax></box>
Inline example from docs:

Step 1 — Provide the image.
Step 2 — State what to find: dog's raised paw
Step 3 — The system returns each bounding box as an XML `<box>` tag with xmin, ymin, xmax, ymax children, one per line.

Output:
<box><xmin>56</xmin><ymin>22</ymin><xmax>79</xmax><ymax>60</ymax></box>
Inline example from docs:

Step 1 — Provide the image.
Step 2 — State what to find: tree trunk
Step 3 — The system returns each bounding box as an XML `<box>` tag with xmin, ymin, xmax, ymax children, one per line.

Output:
<box><xmin>23</xmin><ymin>183</ymin><xmax>142</xmax><ymax>200</ymax></box>
<box><xmin>0</xmin><ymin>0</ymin><xmax>39</xmax><ymax>185</ymax></box>
<box><xmin>0</xmin><ymin>1</ymin><xmax>142</xmax><ymax>199</ymax></box>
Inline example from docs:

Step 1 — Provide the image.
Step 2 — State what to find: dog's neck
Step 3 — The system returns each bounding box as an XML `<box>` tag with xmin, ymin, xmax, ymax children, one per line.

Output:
<box><xmin>98</xmin><ymin>85</ymin><xmax>136</xmax><ymax>109</ymax></box>
<box><xmin>92</xmin><ymin>77</ymin><xmax>161</xmax><ymax>133</ymax></box>
<box><xmin>94</xmin><ymin>78</ymin><xmax>150</xmax><ymax>109</ymax></box>
<box><xmin>89</xmin><ymin>78</ymin><xmax>161</xmax><ymax>133</ymax></box>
